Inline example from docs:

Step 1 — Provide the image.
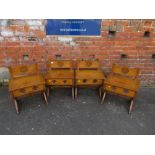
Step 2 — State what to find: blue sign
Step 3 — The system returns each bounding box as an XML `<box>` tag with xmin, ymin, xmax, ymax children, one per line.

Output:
<box><xmin>46</xmin><ymin>19</ymin><xmax>101</xmax><ymax>36</ymax></box>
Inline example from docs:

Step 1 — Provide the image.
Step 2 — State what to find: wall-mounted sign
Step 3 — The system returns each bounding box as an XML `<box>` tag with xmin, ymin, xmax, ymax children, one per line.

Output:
<box><xmin>46</xmin><ymin>19</ymin><xmax>101</xmax><ymax>36</ymax></box>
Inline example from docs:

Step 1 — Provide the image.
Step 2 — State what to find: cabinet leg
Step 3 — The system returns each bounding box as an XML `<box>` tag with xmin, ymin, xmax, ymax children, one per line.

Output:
<box><xmin>72</xmin><ymin>87</ymin><xmax>75</xmax><ymax>99</ymax></box>
<box><xmin>75</xmin><ymin>87</ymin><xmax>77</xmax><ymax>99</ymax></box>
<box><xmin>129</xmin><ymin>99</ymin><xmax>134</xmax><ymax>114</ymax></box>
<box><xmin>101</xmin><ymin>92</ymin><xmax>106</xmax><ymax>104</ymax></box>
<box><xmin>14</xmin><ymin>99</ymin><xmax>19</xmax><ymax>114</ymax></box>
<box><xmin>43</xmin><ymin>92</ymin><xmax>48</xmax><ymax>105</ymax></box>
<box><xmin>99</xmin><ymin>87</ymin><xmax>102</xmax><ymax>98</ymax></box>
<box><xmin>46</xmin><ymin>87</ymin><xmax>50</xmax><ymax>97</ymax></box>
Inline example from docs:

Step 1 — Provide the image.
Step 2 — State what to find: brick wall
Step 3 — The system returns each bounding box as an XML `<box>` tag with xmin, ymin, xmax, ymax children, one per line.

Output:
<box><xmin>0</xmin><ymin>19</ymin><xmax>155</xmax><ymax>85</ymax></box>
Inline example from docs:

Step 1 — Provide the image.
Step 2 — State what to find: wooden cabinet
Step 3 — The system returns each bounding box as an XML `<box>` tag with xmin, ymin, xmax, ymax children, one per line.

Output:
<box><xmin>9</xmin><ymin>63</ymin><xmax>39</xmax><ymax>78</ymax></box>
<box><xmin>101</xmin><ymin>64</ymin><xmax>140</xmax><ymax>114</ymax></box>
<box><xmin>9</xmin><ymin>64</ymin><xmax>47</xmax><ymax>114</ymax></box>
<box><xmin>7</xmin><ymin>62</ymin><xmax>141</xmax><ymax>114</ymax></box>
<box><xmin>75</xmin><ymin>60</ymin><xmax>105</xmax><ymax>98</ymax></box>
<box><xmin>44</xmin><ymin>60</ymin><xmax>74</xmax><ymax>98</ymax></box>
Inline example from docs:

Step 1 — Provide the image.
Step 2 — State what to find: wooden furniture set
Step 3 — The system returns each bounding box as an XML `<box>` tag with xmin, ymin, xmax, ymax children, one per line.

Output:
<box><xmin>8</xmin><ymin>60</ymin><xmax>140</xmax><ymax>114</ymax></box>
<box><xmin>75</xmin><ymin>60</ymin><xmax>105</xmax><ymax>98</ymax></box>
<box><xmin>9</xmin><ymin>64</ymin><xmax>48</xmax><ymax>114</ymax></box>
<box><xmin>101</xmin><ymin>64</ymin><xmax>140</xmax><ymax>114</ymax></box>
<box><xmin>45</xmin><ymin>60</ymin><xmax>74</xmax><ymax>98</ymax></box>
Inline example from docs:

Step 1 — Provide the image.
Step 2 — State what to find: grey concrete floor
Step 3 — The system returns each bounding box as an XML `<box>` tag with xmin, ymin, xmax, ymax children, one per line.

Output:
<box><xmin>0</xmin><ymin>86</ymin><xmax>155</xmax><ymax>135</ymax></box>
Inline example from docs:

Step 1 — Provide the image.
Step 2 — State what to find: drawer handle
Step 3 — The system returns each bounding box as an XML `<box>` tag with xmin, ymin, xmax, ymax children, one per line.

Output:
<box><xmin>33</xmin><ymin>86</ymin><xmax>38</xmax><ymax>90</ymax></box>
<box><xmin>93</xmin><ymin>79</ymin><xmax>97</xmax><ymax>83</ymax></box>
<box><xmin>83</xmin><ymin>79</ymin><xmax>87</xmax><ymax>83</ymax></box>
<box><xmin>20</xmin><ymin>88</ymin><xmax>26</xmax><ymax>93</ymax></box>
<box><xmin>63</xmin><ymin>80</ymin><xmax>67</xmax><ymax>83</ymax></box>
<box><xmin>52</xmin><ymin>80</ymin><xmax>56</xmax><ymax>83</ymax></box>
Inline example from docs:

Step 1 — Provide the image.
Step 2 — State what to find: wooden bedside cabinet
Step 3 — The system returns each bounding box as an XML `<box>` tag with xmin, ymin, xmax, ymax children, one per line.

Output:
<box><xmin>9</xmin><ymin>64</ymin><xmax>48</xmax><ymax>114</ymax></box>
<box><xmin>45</xmin><ymin>60</ymin><xmax>74</xmax><ymax>98</ymax></box>
<box><xmin>101</xmin><ymin>64</ymin><xmax>140</xmax><ymax>114</ymax></box>
<box><xmin>75</xmin><ymin>59</ymin><xmax>105</xmax><ymax>98</ymax></box>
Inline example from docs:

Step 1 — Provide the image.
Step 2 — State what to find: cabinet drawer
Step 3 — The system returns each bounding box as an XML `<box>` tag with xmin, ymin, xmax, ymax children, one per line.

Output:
<box><xmin>12</xmin><ymin>84</ymin><xmax>45</xmax><ymax>97</ymax></box>
<box><xmin>76</xmin><ymin>79</ymin><xmax>103</xmax><ymax>85</ymax></box>
<box><xmin>46</xmin><ymin>79</ymin><xmax>73</xmax><ymax>86</ymax></box>
<box><xmin>105</xmin><ymin>84</ymin><xmax>136</xmax><ymax>98</ymax></box>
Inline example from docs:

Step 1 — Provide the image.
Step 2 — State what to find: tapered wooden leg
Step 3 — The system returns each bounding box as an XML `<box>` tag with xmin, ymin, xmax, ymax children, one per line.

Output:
<box><xmin>14</xmin><ymin>99</ymin><xmax>19</xmax><ymax>114</ymax></box>
<box><xmin>129</xmin><ymin>99</ymin><xmax>134</xmax><ymax>114</ymax></box>
<box><xmin>99</xmin><ymin>87</ymin><xmax>102</xmax><ymax>98</ymax></box>
<box><xmin>43</xmin><ymin>92</ymin><xmax>48</xmax><ymax>104</ymax></box>
<box><xmin>75</xmin><ymin>87</ymin><xmax>77</xmax><ymax>99</ymax></box>
<box><xmin>72</xmin><ymin>87</ymin><xmax>74</xmax><ymax>99</ymax></box>
<box><xmin>101</xmin><ymin>91</ymin><xmax>106</xmax><ymax>104</ymax></box>
<box><xmin>46</xmin><ymin>87</ymin><xmax>50</xmax><ymax>97</ymax></box>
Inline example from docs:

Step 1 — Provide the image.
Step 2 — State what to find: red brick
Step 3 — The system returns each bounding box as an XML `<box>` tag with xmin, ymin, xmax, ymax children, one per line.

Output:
<box><xmin>144</xmin><ymin>20</ymin><xmax>152</xmax><ymax>27</ymax></box>
<box><xmin>0</xmin><ymin>19</ymin><xmax>155</xmax><ymax>85</ymax></box>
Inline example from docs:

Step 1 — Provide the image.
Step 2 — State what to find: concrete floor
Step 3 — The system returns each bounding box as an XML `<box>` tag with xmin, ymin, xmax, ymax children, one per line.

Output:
<box><xmin>0</xmin><ymin>86</ymin><xmax>155</xmax><ymax>135</ymax></box>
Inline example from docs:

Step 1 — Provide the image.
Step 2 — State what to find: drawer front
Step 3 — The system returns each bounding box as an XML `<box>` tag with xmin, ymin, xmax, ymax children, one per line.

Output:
<box><xmin>106</xmin><ymin>75</ymin><xmax>140</xmax><ymax>91</ymax></box>
<box><xmin>76</xmin><ymin>79</ymin><xmax>103</xmax><ymax>85</ymax></box>
<box><xmin>12</xmin><ymin>84</ymin><xmax>45</xmax><ymax>97</ymax></box>
<box><xmin>46</xmin><ymin>79</ymin><xmax>73</xmax><ymax>86</ymax></box>
<box><xmin>105</xmin><ymin>84</ymin><xmax>136</xmax><ymax>98</ymax></box>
